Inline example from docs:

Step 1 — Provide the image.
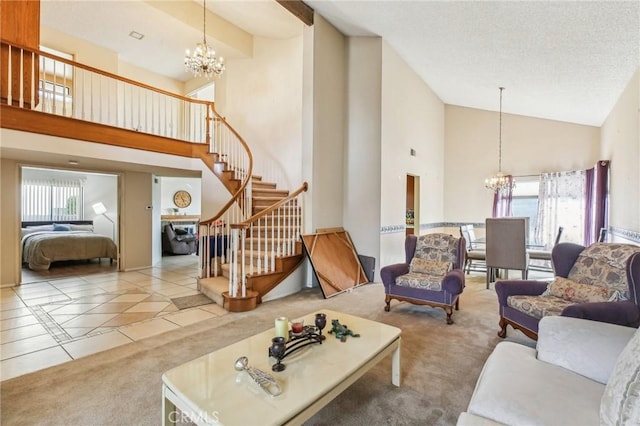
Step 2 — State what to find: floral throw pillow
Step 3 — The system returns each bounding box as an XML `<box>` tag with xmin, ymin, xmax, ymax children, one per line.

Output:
<box><xmin>544</xmin><ymin>277</ymin><xmax>618</xmax><ymax>304</ymax></box>
<box><xmin>410</xmin><ymin>258</ymin><xmax>451</xmax><ymax>275</ymax></box>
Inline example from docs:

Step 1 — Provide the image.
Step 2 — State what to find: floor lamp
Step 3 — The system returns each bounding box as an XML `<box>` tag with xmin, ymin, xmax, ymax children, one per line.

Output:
<box><xmin>92</xmin><ymin>202</ymin><xmax>115</xmax><ymax>241</ymax></box>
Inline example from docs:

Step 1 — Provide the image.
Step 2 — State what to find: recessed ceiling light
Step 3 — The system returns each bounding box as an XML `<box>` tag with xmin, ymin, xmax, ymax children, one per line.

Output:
<box><xmin>68</xmin><ymin>160</ymin><xmax>79</xmax><ymax>165</ymax></box>
<box><xmin>129</xmin><ymin>31</ymin><xmax>144</xmax><ymax>40</ymax></box>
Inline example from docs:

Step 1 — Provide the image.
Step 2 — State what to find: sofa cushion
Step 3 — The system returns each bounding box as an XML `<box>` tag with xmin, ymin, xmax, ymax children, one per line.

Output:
<box><xmin>395</xmin><ymin>272</ymin><xmax>443</xmax><ymax>291</ymax></box>
<box><xmin>600</xmin><ymin>327</ymin><xmax>640</xmax><ymax>425</ymax></box>
<box><xmin>467</xmin><ymin>341</ymin><xmax>604</xmax><ymax>425</ymax></box>
<box><xmin>507</xmin><ymin>295</ymin><xmax>573</xmax><ymax>319</ymax></box>
<box><xmin>409</xmin><ymin>258</ymin><xmax>451</xmax><ymax>275</ymax></box>
<box><xmin>544</xmin><ymin>277</ymin><xmax>618</xmax><ymax>303</ymax></box>
<box><xmin>567</xmin><ymin>243</ymin><xmax>640</xmax><ymax>300</ymax></box>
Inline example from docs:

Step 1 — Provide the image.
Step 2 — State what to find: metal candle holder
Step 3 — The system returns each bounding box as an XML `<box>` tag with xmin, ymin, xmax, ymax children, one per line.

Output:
<box><xmin>268</xmin><ymin>313</ymin><xmax>327</xmax><ymax>371</ymax></box>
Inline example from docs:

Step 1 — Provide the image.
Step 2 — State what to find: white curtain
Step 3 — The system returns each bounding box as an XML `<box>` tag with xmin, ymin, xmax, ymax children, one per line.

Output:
<box><xmin>535</xmin><ymin>170</ymin><xmax>586</xmax><ymax>247</ymax></box>
<box><xmin>22</xmin><ymin>177</ymin><xmax>84</xmax><ymax>222</ymax></box>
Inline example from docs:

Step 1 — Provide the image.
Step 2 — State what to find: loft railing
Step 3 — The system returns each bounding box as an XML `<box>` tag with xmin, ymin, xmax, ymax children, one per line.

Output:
<box><xmin>1</xmin><ymin>40</ymin><xmax>212</xmax><ymax>144</ymax></box>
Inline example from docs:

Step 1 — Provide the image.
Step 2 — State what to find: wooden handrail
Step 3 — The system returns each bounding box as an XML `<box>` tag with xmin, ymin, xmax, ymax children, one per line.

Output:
<box><xmin>230</xmin><ymin>181</ymin><xmax>308</xmax><ymax>229</ymax></box>
<box><xmin>199</xmin><ymin>106</ymin><xmax>254</xmax><ymax>226</ymax></box>
<box><xmin>1</xmin><ymin>39</ymin><xmax>213</xmax><ymax>106</ymax></box>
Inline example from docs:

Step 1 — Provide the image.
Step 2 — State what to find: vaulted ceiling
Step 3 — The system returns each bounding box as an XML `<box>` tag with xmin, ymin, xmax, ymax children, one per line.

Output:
<box><xmin>41</xmin><ymin>0</ymin><xmax>640</xmax><ymax>127</ymax></box>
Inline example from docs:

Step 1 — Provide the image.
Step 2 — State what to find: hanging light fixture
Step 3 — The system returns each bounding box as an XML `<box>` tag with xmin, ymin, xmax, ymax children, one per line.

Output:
<box><xmin>184</xmin><ymin>0</ymin><xmax>225</xmax><ymax>78</ymax></box>
<box><xmin>485</xmin><ymin>87</ymin><xmax>515</xmax><ymax>193</ymax></box>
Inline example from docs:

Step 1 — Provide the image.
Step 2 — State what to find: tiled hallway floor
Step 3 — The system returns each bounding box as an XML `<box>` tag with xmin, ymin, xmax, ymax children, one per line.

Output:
<box><xmin>1</xmin><ymin>255</ymin><xmax>227</xmax><ymax>381</ymax></box>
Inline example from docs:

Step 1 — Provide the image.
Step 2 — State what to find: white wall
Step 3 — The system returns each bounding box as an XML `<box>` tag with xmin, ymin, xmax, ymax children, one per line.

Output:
<box><xmin>159</xmin><ymin>177</ymin><xmax>202</xmax><ymax>216</ymax></box>
<box><xmin>219</xmin><ymin>36</ymin><xmax>304</xmax><ymax>190</ymax></box>
<box><xmin>379</xmin><ymin>41</ymin><xmax>446</xmax><ymax>269</ymax></box>
<box><xmin>601</xmin><ymin>68</ymin><xmax>640</xmax><ymax>240</ymax></box>
<box><xmin>444</xmin><ymin>105</ymin><xmax>600</xmax><ymax>224</ymax></box>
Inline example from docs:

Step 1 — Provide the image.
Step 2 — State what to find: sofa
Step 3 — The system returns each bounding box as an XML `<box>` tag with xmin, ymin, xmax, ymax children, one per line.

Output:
<box><xmin>458</xmin><ymin>316</ymin><xmax>640</xmax><ymax>425</ymax></box>
<box><xmin>162</xmin><ymin>223</ymin><xmax>197</xmax><ymax>255</ymax></box>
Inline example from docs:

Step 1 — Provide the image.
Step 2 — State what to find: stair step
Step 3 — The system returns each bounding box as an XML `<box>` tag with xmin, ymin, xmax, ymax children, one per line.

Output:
<box><xmin>252</xmin><ymin>181</ymin><xmax>277</xmax><ymax>190</ymax></box>
<box><xmin>252</xmin><ymin>189</ymin><xmax>289</xmax><ymax>198</ymax></box>
<box><xmin>253</xmin><ymin>206</ymin><xmax>301</xmax><ymax>215</ymax></box>
<box><xmin>197</xmin><ymin>276</ymin><xmax>228</xmax><ymax>306</ymax></box>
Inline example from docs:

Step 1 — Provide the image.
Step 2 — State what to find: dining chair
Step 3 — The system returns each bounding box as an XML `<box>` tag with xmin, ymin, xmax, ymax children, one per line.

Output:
<box><xmin>527</xmin><ymin>226</ymin><xmax>563</xmax><ymax>273</ymax></box>
<box><xmin>485</xmin><ymin>217</ymin><xmax>529</xmax><ymax>289</ymax></box>
<box><xmin>460</xmin><ymin>225</ymin><xmax>486</xmax><ymax>274</ymax></box>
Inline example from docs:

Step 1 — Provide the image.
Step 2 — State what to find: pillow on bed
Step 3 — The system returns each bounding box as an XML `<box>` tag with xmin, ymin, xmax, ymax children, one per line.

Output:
<box><xmin>26</xmin><ymin>224</ymin><xmax>54</xmax><ymax>231</ymax></box>
<box><xmin>53</xmin><ymin>223</ymin><xmax>71</xmax><ymax>231</ymax></box>
<box><xmin>69</xmin><ymin>224</ymin><xmax>94</xmax><ymax>232</ymax></box>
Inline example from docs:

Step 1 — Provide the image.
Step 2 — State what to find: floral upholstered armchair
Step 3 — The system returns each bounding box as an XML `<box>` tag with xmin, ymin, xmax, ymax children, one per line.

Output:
<box><xmin>496</xmin><ymin>242</ymin><xmax>640</xmax><ymax>340</ymax></box>
<box><xmin>380</xmin><ymin>233</ymin><xmax>466</xmax><ymax>324</ymax></box>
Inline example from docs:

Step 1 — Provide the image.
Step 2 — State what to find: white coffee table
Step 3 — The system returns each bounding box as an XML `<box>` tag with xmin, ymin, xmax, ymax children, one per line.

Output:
<box><xmin>162</xmin><ymin>309</ymin><xmax>401</xmax><ymax>425</ymax></box>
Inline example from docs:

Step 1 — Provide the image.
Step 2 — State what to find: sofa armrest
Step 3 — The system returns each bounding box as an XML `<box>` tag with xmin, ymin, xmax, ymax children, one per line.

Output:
<box><xmin>380</xmin><ymin>263</ymin><xmax>409</xmax><ymax>289</ymax></box>
<box><xmin>495</xmin><ymin>280</ymin><xmax>548</xmax><ymax>306</ymax></box>
<box><xmin>536</xmin><ymin>316</ymin><xmax>636</xmax><ymax>384</ymax></box>
<box><xmin>443</xmin><ymin>269</ymin><xmax>465</xmax><ymax>294</ymax></box>
<box><xmin>561</xmin><ymin>301</ymin><xmax>640</xmax><ymax>327</ymax></box>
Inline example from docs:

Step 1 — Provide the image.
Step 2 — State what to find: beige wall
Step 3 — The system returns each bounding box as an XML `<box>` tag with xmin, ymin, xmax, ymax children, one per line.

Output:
<box><xmin>120</xmin><ymin>171</ymin><xmax>153</xmax><ymax>270</ymax></box>
<box><xmin>380</xmin><ymin>42</ymin><xmax>446</xmax><ymax>268</ymax></box>
<box><xmin>601</xmin><ymin>68</ymin><xmax>640</xmax><ymax>239</ymax></box>
<box><xmin>307</xmin><ymin>15</ymin><xmax>347</xmax><ymax>231</ymax></box>
<box><xmin>444</xmin><ymin>105</ymin><xmax>600</xmax><ymax>223</ymax></box>
<box><xmin>0</xmin><ymin>159</ymin><xmax>20</xmax><ymax>286</ymax></box>
<box><xmin>343</xmin><ymin>37</ymin><xmax>383</xmax><ymax>270</ymax></box>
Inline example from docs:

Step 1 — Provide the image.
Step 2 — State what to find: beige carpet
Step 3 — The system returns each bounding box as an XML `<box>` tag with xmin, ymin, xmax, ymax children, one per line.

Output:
<box><xmin>0</xmin><ymin>275</ymin><xmax>533</xmax><ymax>425</ymax></box>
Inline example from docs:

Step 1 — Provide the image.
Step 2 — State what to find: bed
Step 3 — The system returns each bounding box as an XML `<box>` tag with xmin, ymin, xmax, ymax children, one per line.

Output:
<box><xmin>21</xmin><ymin>221</ymin><xmax>117</xmax><ymax>271</ymax></box>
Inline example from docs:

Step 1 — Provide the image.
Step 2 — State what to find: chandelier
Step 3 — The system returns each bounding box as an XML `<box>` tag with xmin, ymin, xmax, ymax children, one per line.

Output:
<box><xmin>485</xmin><ymin>87</ymin><xmax>515</xmax><ymax>193</ymax></box>
<box><xmin>184</xmin><ymin>0</ymin><xmax>225</xmax><ymax>78</ymax></box>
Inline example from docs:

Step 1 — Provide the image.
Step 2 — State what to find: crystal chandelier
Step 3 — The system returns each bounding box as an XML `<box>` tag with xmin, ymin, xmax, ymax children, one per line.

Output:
<box><xmin>184</xmin><ymin>0</ymin><xmax>225</xmax><ymax>78</ymax></box>
<box><xmin>485</xmin><ymin>87</ymin><xmax>515</xmax><ymax>193</ymax></box>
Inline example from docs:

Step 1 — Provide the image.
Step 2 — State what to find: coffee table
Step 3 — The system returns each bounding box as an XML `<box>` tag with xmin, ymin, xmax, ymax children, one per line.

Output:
<box><xmin>162</xmin><ymin>309</ymin><xmax>401</xmax><ymax>425</ymax></box>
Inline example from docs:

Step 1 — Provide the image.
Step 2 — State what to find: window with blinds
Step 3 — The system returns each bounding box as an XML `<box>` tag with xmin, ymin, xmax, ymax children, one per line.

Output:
<box><xmin>22</xmin><ymin>177</ymin><xmax>84</xmax><ymax>222</ymax></box>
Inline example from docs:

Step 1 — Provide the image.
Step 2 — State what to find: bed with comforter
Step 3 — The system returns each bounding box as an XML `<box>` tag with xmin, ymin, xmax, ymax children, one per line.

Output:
<box><xmin>21</xmin><ymin>221</ymin><xmax>117</xmax><ymax>271</ymax></box>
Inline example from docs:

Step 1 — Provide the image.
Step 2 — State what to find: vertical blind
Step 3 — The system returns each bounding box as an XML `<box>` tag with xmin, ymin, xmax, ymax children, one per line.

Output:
<box><xmin>22</xmin><ymin>178</ymin><xmax>84</xmax><ymax>222</ymax></box>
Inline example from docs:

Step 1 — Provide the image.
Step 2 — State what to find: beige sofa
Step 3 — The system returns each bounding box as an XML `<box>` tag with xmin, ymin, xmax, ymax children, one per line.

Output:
<box><xmin>458</xmin><ymin>316</ymin><xmax>640</xmax><ymax>425</ymax></box>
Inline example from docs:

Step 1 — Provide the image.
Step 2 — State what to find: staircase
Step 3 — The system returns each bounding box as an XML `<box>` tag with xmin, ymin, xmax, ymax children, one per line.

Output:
<box><xmin>0</xmin><ymin>40</ymin><xmax>308</xmax><ymax>312</ymax></box>
<box><xmin>198</xmin><ymin>174</ymin><xmax>307</xmax><ymax>311</ymax></box>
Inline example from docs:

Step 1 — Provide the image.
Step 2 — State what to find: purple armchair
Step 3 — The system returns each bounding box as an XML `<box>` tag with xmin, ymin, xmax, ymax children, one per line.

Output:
<box><xmin>381</xmin><ymin>233</ymin><xmax>466</xmax><ymax>324</ymax></box>
<box><xmin>496</xmin><ymin>242</ymin><xmax>640</xmax><ymax>340</ymax></box>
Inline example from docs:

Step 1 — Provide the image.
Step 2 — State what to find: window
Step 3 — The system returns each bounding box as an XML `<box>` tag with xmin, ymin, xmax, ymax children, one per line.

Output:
<box><xmin>511</xmin><ymin>177</ymin><xmax>540</xmax><ymax>241</ymax></box>
<box><xmin>22</xmin><ymin>168</ymin><xmax>84</xmax><ymax>222</ymax></box>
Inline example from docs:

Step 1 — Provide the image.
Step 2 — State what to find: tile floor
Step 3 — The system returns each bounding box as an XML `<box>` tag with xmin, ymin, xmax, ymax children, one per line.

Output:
<box><xmin>1</xmin><ymin>255</ymin><xmax>227</xmax><ymax>381</ymax></box>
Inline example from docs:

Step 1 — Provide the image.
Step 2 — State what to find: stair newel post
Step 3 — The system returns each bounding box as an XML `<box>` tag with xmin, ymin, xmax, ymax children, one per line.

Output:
<box><xmin>205</xmin><ymin>103</ymin><xmax>211</xmax><ymax>148</ymax></box>
<box><xmin>240</xmin><ymin>226</ymin><xmax>247</xmax><ymax>298</ymax></box>
<box><xmin>249</xmin><ymin>221</ymin><xmax>254</xmax><ymax>276</ymax></box>
<box><xmin>276</xmin><ymin>207</ymin><xmax>282</xmax><ymax>258</ymax></box>
<box><xmin>229</xmin><ymin>226</ymin><xmax>239</xmax><ymax>297</ymax></box>
<box><xmin>256</xmin><ymin>216</ymin><xmax>262</xmax><ymax>273</ymax></box>
<box><xmin>271</xmin><ymin>211</ymin><xmax>275</xmax><ymax>272</ymax></box>
<box><xmin>263</xmin><ymin>216</ymin><xmax>269</xmax><ymax>274</ymax></box>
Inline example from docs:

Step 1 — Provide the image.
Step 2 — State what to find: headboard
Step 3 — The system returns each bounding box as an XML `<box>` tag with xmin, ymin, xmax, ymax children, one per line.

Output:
<box><xmin>21</xmin><ymin>220</ymin><xmax>94</xmax><ymax>228</ymax></box>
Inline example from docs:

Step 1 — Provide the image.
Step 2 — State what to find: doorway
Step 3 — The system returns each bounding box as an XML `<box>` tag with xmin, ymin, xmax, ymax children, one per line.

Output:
<box><xmin>19</xmin><ymin>166</ymin><xmax>120</xmax><ymax>284</ymax></box>
<box><xmin>406</xmin><ymin>175</ymin><xmax>420</xmax><ymax>236</ymax></box>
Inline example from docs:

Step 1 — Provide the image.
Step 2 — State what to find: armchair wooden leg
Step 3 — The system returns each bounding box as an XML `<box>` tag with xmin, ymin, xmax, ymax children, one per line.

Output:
<box><xmin>445</xmin><ymin>307</ymin><xmax>453</xmax><ymax>325</ymax></box>
<box><xmin>498</xmin><ymin>316</ymin><xmax>508</xmax><ymax>338</ymax></box>
<box><xmin>455</xmin><ymin>299</ymin><xmax>460</xmax><ymax>310</ymax></box>
<box><xmin>384</xmin><ymin>295</ymin><xmax>391</xmax><ymax>312</ymax></box>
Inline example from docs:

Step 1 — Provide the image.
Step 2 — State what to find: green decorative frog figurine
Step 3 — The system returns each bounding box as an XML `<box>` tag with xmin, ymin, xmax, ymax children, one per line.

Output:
<box><xmin>328</xmin><ymin>319</ymin><xmax>360</xmax><ymax>342</ymax></box>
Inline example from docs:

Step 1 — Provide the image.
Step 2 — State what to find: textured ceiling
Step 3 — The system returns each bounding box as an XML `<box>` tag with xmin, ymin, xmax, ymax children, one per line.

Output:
<box><xmin>40</xmin><ymin>1</ymin><xmax>640</xmax><ymax>126</ymax></box>
<box><xmin>306</xmin><ymin>0</ymin><xmax>640</xmax><ymax>126</ymax></box>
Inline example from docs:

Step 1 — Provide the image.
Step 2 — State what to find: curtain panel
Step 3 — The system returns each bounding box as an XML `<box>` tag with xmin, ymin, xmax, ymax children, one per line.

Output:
<box><xmin>491</xmin><ymin>175</ymin><xmax>514</xmax><ymax>218</ymax></box>
<box><xmin>535</xmin><ymin>170</ymin><xmax>586</xmax><ymax>248</ymax></box>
